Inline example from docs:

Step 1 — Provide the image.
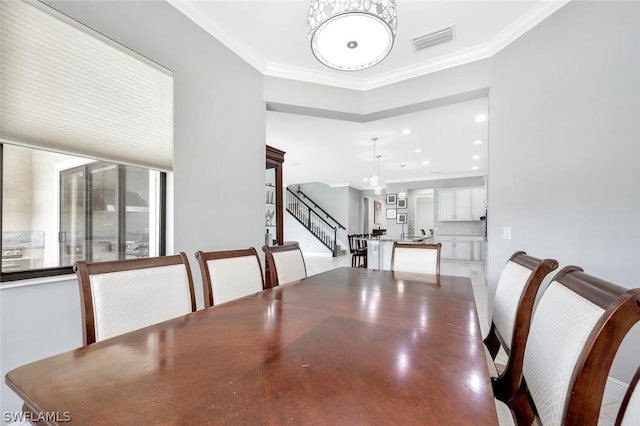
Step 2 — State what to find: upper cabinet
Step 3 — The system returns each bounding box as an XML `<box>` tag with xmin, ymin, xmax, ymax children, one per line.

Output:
<box><xmin>471</xmin><ymin>187</ymin><xmax>486</xmax><ymax>221</ymax></box>
<box><xmin>438</xmin><ymin>187</ymin><xmax>485</xmax><ymax>221</ymax></box>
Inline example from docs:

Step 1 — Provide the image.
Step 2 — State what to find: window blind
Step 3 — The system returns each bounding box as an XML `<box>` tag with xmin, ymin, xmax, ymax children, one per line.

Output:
<box><xmin>0</xmin><ymin>0</ymin><xmax>174</xmax><ymax>171</ymax></box>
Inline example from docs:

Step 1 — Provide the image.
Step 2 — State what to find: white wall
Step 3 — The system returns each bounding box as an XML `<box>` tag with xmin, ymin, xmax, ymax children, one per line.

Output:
<box><xmin>488</xmin><ymin>1</ymin><xmax>640</xmax><ymax>383</ymax></box>
<box><xmin>1</xmin><ymin>0</ymin><xmax>265</xmax><ymax>419</ymax></box>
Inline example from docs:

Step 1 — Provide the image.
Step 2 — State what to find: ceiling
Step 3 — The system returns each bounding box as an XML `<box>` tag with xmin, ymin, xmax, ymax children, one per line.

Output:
<box><xmin>169</xmin><ymin>0</ymin><xmax>568</xmax><ymax>188</ymax></box>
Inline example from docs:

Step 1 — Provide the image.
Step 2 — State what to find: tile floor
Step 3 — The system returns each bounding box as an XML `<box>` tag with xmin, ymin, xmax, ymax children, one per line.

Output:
<box><xmin>303</xmin><ymin>253</ymin><xmax>622</xmax><ymax>425</ymax></box>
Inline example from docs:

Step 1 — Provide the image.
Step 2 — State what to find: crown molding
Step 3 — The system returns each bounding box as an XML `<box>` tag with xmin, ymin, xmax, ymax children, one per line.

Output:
<box><xmin>169</xmin><ymin>0</ymin><xmax>570</xmax><ymax>91</ymax></box>
<box><xmin>166</xmin><ymin>0</ymin><xmax>266</xmax><ymax>71</ymax></box>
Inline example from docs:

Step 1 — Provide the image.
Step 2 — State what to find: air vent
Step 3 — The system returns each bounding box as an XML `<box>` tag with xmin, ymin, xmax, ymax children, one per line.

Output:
<box><xmin>412</xmin><ymin>26</ymin><xmax>454</xmax><ymax>52</ymax></box>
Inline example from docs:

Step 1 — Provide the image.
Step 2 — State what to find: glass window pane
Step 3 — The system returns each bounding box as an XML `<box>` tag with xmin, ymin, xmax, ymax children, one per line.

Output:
<box><xmin>2</xmin><ymin>144</ymin><xmax>162</xmax><ymax>278</ymax></box>
<box><xmin>89</xmin><ymin>163</ymin><xmax>119</xmax><ymax>263</ymax></box>
<box><xmin>60</xmin><ymin>166</ymin><xmax>86</xmax><ymax>266</ymax></box>
<box><xmin>125</xmin><ymin>166</ymin><xmax>152</xmax><ymax>259</ymax></box>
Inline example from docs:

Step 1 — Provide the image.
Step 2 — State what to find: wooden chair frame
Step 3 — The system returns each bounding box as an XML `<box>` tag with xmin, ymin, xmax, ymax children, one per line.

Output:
<box><xmin>391</xmin><ymin>242</ymin><xmax>442</xmax><ymax>275</ymax></box>
<box><xmin>74</xmin><ymin>253</ymin><xmax>196</xmax><ymax>345</ymax></box>
<box><xmin>195</xmin><ymin>247</ymin><xmax>265</xmax><ymax>307</ymax></box>
<box><xmin>507</xmin><ymin>266</ymin><xmax>640</xmax><ymax>425</ymax></box>
<box><xmin>615</xmin><ymin>364</ymin><xmax>640</xmax><ymax>425</ymax></box>
<box><xmin>486</xmin><ymin>251</ymin><xmax>558</xmax><ymax>402</ymax></box>
<box><xmin>262</xmin><ymin>242</ymin><xmax>307</xmax><ymax>288</ymax></box>
<box><xmin>348</xmin><ymin>234</ymin><xmax>367</xmax><ymax>268</ymax></box>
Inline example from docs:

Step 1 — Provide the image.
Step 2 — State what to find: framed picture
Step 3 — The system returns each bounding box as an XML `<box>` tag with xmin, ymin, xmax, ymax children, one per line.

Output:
<box><xmin>386</xmin><ymin>194</ymin><xmax>397</xmax><ymax>205</ymax></box>
<box><xmin>396</xmin><ymin>212</ymin><xmax>407</xmax><ymax>224</ymax></box>
<box><xmin>396</xmin><ymin>198</ymin><xmax>407</xmax><ymax>209</ymax></box>
<box><xmin>373</xmin><ymin>200</ymin><xmax>383</xmax><ymax>224</ymax></box>
<box><xmin>386</xmin><ymin>208</ymin><xmax>396</xmax><ymax>219</ymax></box>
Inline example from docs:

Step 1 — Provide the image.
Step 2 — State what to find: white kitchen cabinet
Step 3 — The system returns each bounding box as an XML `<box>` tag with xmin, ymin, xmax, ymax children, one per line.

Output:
<box><xmin>438</xmin><ymin>237</ymin><xmax>472</xmax><ymax>260</ymax></box>
<box><xmin>438</xmin><ymin>189</ymin><xmax>456</xmax><ymax>221</ymax></box>
<box><xmin>471</xmin><ymin>188</ymin><xmax>486</xmax><ymax>221</ymax></box>
<box><xmin>438</xmin><ymin>236</ymin><xmax>484</xmax><ymax>261</ymax></box>
<box><xmin>438</xmin><ymin>187</ymin><xmax>485</xmax><ymax>221</ymax></box>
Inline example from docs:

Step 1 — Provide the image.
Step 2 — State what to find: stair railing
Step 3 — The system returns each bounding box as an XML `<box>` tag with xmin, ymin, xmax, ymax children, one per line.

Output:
<box><xmin>286</xmin><ymin>188</ymin><xmax>341</xmax><ymax>256</ymax></box>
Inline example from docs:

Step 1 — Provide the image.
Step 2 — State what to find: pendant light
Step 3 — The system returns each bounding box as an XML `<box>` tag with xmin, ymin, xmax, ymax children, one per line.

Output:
<box><xmin>398</xmin><ymin>164</ymin><xmax>407</xmax><ymax>199</ymax></box>
<box><xmin>367</xmin><ymin>137</ymin><xmax>379</xmax><ymax>187</ymax></box>
<box><xmin>374</xmin><ymin>154</ymin><xmax>383</xmax><ymax>195</ymax></box>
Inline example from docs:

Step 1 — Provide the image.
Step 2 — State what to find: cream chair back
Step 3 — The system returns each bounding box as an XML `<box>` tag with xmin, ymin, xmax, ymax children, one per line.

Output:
<box><xmin>391</xmin><ymin>242</ymin><xmax>441</xmax><ymax>275</ymax></box>
<box><xmin>74</xmin><ymin>253</ymin><xmax>196</xmax><ymax>345</ymax></box>
<box><xmin>195</xmin><ymin>248</ymin><xmax>264</xmax><ymax>307</ymax></box>
<box><xmin>511</xmin><ymin>266</ymin><xmax>640</xmax><ymax>425</ymax></box>
<box><xmin>486</xmin><ymin>251</ymin><xmax>558</xmax><ymax>402</ymax></box>
<box><xmin>263</xmin><ymin>242</ymin><xmax>307</xmax><ymax>287</ymax></box>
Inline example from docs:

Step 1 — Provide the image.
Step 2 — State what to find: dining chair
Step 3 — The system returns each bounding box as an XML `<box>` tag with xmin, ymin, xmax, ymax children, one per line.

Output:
<box><xmin>391</xmin><ymin>242</ymin><xmax>441</xmax><ymax>275</ymax></box>
<box><xmin>74</xmin><ymin>253</ymin><xmax>196</xmax><ymax>345</ymax></box>
<box><xmin>494</xmin><ymin>266</ymin><xmax>640</xmax><ymax>425</ymax></box>
<box><xmin>195</xmin><ymin>247</ymin><xmax>264</xmax><ymax>307</ymax></box>
<box><xmin>616</xmin><ymin>365</ymin><xmax>640</xmax><ymax>426</ymax></box>
<box><xmin>348</xmin><ymin>234</ymin><xmax>367</xmax><ymax>268</ymax></box>
<box><xmin>485</xmin><ymin>251</ymin><xmax>558</xmax><ymax>401</ymax></box>
<box><xmin>262</xmin><ymin>242</ymin><xmax>307</xmax><ymax>287</ymax></box>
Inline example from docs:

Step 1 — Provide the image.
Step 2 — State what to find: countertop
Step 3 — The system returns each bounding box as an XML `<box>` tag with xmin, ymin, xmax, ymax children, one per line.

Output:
<box><xmin>365</xmin><ymin>235</ymin><xmax>434</xmax><ymax>243</ymax></box>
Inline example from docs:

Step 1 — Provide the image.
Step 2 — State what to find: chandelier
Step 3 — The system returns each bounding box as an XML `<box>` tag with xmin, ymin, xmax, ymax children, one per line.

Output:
<box><xmin>367</xmin><ymin>137</ymin><xmax>380</xmax><ymax>188</ymax></box>
<box><xmin>307</xmin><ymin>0</ymin><xmax>398</xmax><ymax>71</ymax></box>
<box><xmin>398</xmin><ymin>164</ymin><xmax>406</xmax><ymax>199</ymax></box>
<box><xmin>373</xmin><ymin>155</ymin><xmax>383</xmax><ymax>195</ymax></box>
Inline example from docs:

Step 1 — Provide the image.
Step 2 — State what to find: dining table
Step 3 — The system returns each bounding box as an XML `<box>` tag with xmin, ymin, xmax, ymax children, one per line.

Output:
<box><xmin>5</xmin><ymin>267</ymin><xmax>498</xmax><ymax>425</ymax></box>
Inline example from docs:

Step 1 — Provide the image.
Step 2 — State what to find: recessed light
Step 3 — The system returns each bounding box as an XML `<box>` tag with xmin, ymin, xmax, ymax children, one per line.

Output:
<box><xmin>363</xmin><ymin>177</ymin><xmax>369</xmax><ymax>182</ymax></box>
<box><xmin>402</xmin><ymin>129</ymin><xmax>411</xmax><ymax>135</ymax></box>
<box><xmin>473</xmin><ymin>140</ymin><xmax>483</xmax><ymax>145</ymax></box>
<box><xmin>472</xmin><ymin>155</ymin><xmax>480</xmax><ymax>160</ymax></box>
<box><xmin>472</xmin><ymin>166</ymin><xmax>479</xmax><ymax>170</ymax></box>
<box><xmin>414</xmin><ymin>148</ymin><xmax>422</xmax><ymax>153</ymax></box>
<box><xmin>475</xmin><ymin>114</ymin><xmax>487</xmax><ymax>122</ymax></box>
<box><xmin>423</xmin><ymin>160</ymin><xmax>430</xmax><ymax>165</ymax></box>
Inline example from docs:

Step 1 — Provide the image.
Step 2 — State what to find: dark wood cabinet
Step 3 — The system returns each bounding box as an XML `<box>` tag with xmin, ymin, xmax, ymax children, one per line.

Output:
<box><xmin>265</xmin><ymin>145</ymin><xmax>284</xmax><ymax>288</ymax></box>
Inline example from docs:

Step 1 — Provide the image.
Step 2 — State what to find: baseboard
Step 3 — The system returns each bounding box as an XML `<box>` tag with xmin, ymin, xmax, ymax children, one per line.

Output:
<box><xmin>604</xmin><ymin>376</ymin><xmax>628</xmax><ymax>404</ymax></box>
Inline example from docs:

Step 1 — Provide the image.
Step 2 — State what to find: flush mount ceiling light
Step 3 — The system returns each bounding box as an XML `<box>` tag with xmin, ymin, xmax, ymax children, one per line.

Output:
<box><xmin>308</xmin><ymin>0</ymin><xmax>398</xmax><ymax>71</ymax></box>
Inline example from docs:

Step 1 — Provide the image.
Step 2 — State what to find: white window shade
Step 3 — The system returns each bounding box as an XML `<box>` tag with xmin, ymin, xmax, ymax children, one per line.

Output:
<box><xmin>1</xmin><ymin>0</ymin><xmax>173</xmax><ymax>171</ymax></box>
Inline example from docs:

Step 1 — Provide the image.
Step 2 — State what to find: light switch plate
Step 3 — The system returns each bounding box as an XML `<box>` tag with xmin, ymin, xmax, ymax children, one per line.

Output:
<box><xmin>503</xmin><ymin>226</ymin><xmax>512</xmax><ymax>240</ymax></box>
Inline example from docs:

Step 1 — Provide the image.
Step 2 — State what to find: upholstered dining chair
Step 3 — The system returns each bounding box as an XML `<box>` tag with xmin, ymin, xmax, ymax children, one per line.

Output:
<box><xmin>616</xmin><ymin>365</ymin><xmax>640</xmax><ymax>426</ymax></box>
<box><xmin>74</xmin><ymin>253</ymin><xmax>196</xmax><ymax>345</ymax></box>
<box><xmin>195</xmin><ymin>247</ymin><xmax>264</xmax><ymax>307</ymax></box>
<box><xmin>494</xmin><ymin>266</ymin><xmax>640</xmax><ymax>425</ymax></box>
<box><xmin>485</xmin><ymin>251</ymin><xmax>558</xmax><ymax>401</ymax></box>
<box><xmin>391</xmin><ymin>242</ymin><xmax>441</xmax><ymax>275</ymax></box>
<box><xmin>262</xmin><ymin>242</ymin><xmax>307</xmax><ymax>288</ymax></box>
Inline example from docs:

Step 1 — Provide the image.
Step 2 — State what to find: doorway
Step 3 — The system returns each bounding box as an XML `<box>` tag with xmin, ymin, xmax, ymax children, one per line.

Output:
<box><xmin>414</xmin><ymin>189</ymin><xmax>435</xmax><ymax>237</ymax></box>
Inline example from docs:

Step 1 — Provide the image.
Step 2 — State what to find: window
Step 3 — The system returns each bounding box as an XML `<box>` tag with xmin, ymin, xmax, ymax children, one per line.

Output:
<box><xmin>0</xmin><ymin>1</ymin><xmax>173</xmax><ymax>282</ymax></box>
<box><xmin>1</xmin><ymin>144</ymin><xmax>165</xmax><ymax>282</ymax></box>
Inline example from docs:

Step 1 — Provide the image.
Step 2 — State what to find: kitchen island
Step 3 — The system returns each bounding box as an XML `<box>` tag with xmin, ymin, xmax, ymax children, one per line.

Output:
<box><xmin>365</xmin><ymin>235</ymin><xmax>434</xmax><ymax>270</ymax></box>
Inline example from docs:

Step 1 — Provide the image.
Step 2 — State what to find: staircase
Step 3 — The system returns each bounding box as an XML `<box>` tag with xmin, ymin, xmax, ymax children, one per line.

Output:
<box><xmin>286</xmin><ymin>187</ymin><xmax>346</xmax><ymax>257</ymax></box>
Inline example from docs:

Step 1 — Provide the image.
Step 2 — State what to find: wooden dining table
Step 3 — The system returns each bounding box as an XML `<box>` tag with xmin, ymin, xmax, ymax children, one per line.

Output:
<box><xmin>6</xmin><ymin>267</ymin><xmax>498</xmax><ymax>425</ymax></box>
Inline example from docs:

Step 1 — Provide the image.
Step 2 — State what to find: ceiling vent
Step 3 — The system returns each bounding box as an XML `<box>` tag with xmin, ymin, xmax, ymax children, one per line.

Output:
<box><xmin>412</xmin><ymin>26</ymin><xmax>454</xmax><ymax>52</ymax></box>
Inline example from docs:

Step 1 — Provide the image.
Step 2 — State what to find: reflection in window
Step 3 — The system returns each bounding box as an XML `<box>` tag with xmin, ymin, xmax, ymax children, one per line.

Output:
<box><xmin>1</xmin><ymin>144</ymin><xmax>164</xmax><ymax>278</ymax></box>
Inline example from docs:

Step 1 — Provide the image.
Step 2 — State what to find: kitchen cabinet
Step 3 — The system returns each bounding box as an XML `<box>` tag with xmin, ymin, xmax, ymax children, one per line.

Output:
<box><xmin>438</xmin><ymin>235</ymin><xmax>484</xmax><ymax>261</ymax></box>
<box><xmin>471</xmin><ymin>188</ymin><xmax>486</xmax><ymax>221</ymax></box>
<box><xmin>439</xmin><ymin>237</ymin><xmax>472</xmax><ymax>260</ymax></box>
<box><xmin>438</xmin><ymin>187</ymin><xmax>485</xmax><ymax>221</ymax></box>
